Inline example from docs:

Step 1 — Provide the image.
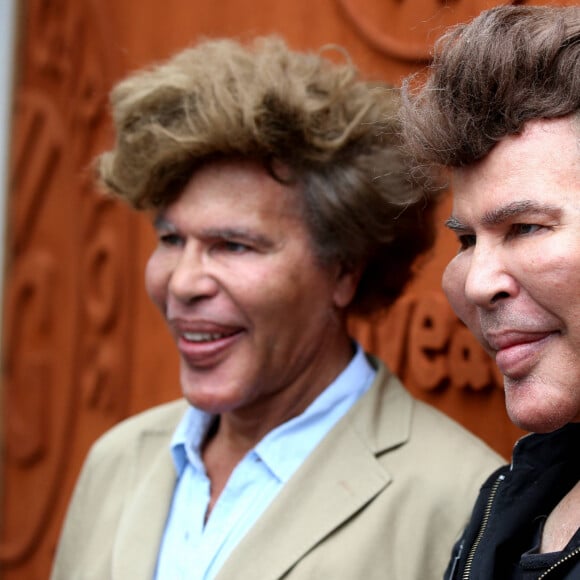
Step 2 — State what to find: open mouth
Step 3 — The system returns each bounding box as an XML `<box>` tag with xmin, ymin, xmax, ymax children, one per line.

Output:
<box><xmin>177</xmin><ymin>327</ymin><xmax>245</xmax><ymax>368</ymax></box>
<box><xmin>182</xmin><ymin>331</ymin><xmax>237</xmax><ymax>343</ymax></box>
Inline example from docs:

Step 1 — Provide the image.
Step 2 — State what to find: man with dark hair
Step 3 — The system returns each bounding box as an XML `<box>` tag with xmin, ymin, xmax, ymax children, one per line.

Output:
<box><xmin>401</xmin><ymin>5</ymin><xmax>580</xmax><ymax>579</ymax></box>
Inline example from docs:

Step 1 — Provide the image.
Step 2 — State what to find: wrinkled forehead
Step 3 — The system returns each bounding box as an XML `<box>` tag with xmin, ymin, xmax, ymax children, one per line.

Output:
<box><xmin>458</xmin><ymin>115</ymin><xmax>579</xmax><ymax>178</ymax></box>
<box><xmin>448</xmin><ymin>116</ymin><xmax>580</xmax><ymax>224</ymax></box>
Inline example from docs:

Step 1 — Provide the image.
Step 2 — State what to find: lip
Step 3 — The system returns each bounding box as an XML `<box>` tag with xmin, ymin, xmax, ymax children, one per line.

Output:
<box><xmin>169</xmin><ymin>318</ymin><xmax>245</xmax><ymax>367</ymax></box>
<box><xmin>487</xmin><ymin>330</ymin><xmax>556</xmax><ymax>379</ymax></box>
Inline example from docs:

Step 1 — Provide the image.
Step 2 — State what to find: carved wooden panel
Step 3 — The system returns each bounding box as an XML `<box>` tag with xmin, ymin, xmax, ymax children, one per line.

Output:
<box><xmin>0</xmin><ymin>0</ymin><xmax>135</xmax><ymax>577</ymax></box>
<box><xmin>1</xmin><ymin>0</ymin><xmax>572</xmax><ymax>577</ymax></box>
<box><xmin>337</xmin><ymin>0</ymin><xmax>519</xmax><ymax>62</ymax></box>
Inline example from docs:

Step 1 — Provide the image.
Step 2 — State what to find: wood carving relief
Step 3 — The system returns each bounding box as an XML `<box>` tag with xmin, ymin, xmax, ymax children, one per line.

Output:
<box><xmin>80</xmin><ymin>196</ymin><xmax>133</xmax><ymax>416</ymax></box>
<box><xmin>0</xmin><ymin>0</ymin><xmax>133</xmax><ymax>573</ymax></box>
<box><xmin>336</xmin><ymin>0</ymin><xmax>522</xmax><ymax>62</ymax></box>
<box><xmin>1</xmin><ymin>88</ymin><xmax>77</xmax><ymax>565</ymax></box>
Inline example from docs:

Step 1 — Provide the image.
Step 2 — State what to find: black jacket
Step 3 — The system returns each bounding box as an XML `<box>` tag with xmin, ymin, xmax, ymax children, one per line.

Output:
<box><xmin>445</xmin><ymin>424</ymin><xmax>580</xmax><ymax>579</ymax></box>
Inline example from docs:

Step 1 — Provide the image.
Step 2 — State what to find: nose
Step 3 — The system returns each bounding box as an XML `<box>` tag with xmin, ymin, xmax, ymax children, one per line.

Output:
<box><xmin>463</xmin><ymin>244</ymin><xmax>517</xmax><ymax>308</ymax></box>
<box><xmin>168</xmin><ymin>243</ymin><xmax>219</xmax><ymax>304</ymax></box>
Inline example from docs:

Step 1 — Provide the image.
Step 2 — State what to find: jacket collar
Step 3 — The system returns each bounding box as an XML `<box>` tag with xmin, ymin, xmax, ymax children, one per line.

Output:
<box><xmin>216</xmin><ymin>359</ymin><xmax>411</xmax><ymax>579</ymax></box>
<box><xmin>112</xmin><ymin>420</ymin><xmax>180</xmax><ymax>579</ymax></box>
<box><xmin>511</xmin><ymin>423</ymin><xmax>580</xmax><ymax>473</ymax></box>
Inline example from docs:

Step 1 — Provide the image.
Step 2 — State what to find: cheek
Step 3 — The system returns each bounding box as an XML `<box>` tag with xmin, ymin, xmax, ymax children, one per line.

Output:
<box><xmin>442</xmin><ymin>258</ymin><xmax>468</xmax><ymax>319</ymax></box>
<box><xmin>144</xmin><ymin>254</ymin><xmax>168</xmax><ymax>309</ymax></box>
<box><xmin>520</xmin><ymin>247</ymin><xmax>577</xmax><ymax>302</ymax></box>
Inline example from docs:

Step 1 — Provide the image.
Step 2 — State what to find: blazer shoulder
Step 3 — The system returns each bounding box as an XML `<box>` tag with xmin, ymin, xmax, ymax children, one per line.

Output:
<box><xmin>367</xmin><ymin>357</ymin><xmax>504</xmax><ymax>462</ymax></box>
<box><xmin>411</xmin><ymin>398</ymin><xmax>505</xmax><ymax>465</ymax></box>
<box><xmin>87</xmin><ymin>399</ymin><xmax>188</xmax><ymax>461</ymax></box>
<box><xmin>361</xmin><ymin>357</ymin><xmax>505</xmax><ymax>483</ymax></box>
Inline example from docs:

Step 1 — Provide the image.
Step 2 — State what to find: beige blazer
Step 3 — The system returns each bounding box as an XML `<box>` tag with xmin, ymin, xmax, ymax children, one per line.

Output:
<box><xmin>51</xmin><ymin>359</ymin><xmax>503</xmax><ymax>580</ymax></box>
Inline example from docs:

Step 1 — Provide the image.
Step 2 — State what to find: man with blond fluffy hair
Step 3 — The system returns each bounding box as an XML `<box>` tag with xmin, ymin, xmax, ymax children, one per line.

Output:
<box><xmin>51</xmin><ymin>36</ymin><xmax>501</xmax><ymax>580</ymax></box>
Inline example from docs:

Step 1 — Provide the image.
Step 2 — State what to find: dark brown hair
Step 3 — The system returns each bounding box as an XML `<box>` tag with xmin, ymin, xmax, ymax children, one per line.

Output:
<box><xmin>400</xmin><ymin>5</ymin><xmax>580</xmax><ymax>171</ymax></box>
<box><xmin>97</xmin><ymin>36</ymin><xmax>439</xmax><ymax>315</ymax></box>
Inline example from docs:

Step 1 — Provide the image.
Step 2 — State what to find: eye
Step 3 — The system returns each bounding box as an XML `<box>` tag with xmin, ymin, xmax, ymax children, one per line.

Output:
<box><xmin>220</xmin><ymin>240</ymin><xmax>251</xmax><ymax>253</ymax></box>
<box><xmin>458</xmin><ymin>233</ymin><xmax>476</xmax><ymax>251</ymax></box>
<box><xmin>159</xmin><ymin>232</ymin><xmax>183</xmax><ymax>247</ymax></box>
<box><xmin>510</xmin><ymin>223</ymin><xmax>542</xmax><ymax>237</ymax></box>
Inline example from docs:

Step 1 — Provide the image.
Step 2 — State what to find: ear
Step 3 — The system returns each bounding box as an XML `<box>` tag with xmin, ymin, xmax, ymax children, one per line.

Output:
<box><xmin>332</xmin><ymin>264</ymin><xmax>363</xmax><ymax>309</ymax></box>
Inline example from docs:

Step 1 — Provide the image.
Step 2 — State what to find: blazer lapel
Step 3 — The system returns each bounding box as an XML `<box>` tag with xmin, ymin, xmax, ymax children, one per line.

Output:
<box><xmin>216</xmin><ymin>362</ymin><xmax>411</xmax><ymax>580</ymax></box>
<box><xmin>217</xmin><ymin>420</ymin><xmax>390</xmax><ymax>580</ymax></box>
<box><xmin>112</xmin><ymin>430</ymin><xmax>177</xmax><ymax>580</ymax></box>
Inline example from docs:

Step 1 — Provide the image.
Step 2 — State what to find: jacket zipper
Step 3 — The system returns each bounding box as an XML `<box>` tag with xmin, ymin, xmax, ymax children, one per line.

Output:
<box><xmin>461</xmin><ymin>474</ymin><xmax>505</xmax><ymax>580</ymax></box>
<box><xmin>538</xmin><ymin>546</ymin><xmax>580</xmax><ymax>579</ymax></box>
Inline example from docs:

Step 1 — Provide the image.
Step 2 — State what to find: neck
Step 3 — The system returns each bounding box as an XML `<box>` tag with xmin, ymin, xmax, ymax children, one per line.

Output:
<box><xmin>226</xmin><ymin>337</ymin><xmax>354</xmax><ymax>448</ymax></box>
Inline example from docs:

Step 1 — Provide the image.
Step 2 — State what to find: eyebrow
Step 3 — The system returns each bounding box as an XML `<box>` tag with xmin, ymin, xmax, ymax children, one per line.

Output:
<box><xmin>202</xmin><ymin>227</ymin><xmax>275</xmax><ymax>249</ymax></box>
<box><xmin>444</xmin><ymin>215</ymin><xmax>468</xmax><ymax>232</ymax></box>
<box><xmin>445</xmin><ymin>200</ymin><xmax>562</xmax><ymax>231</ymax></box>
<box><xmin>152</xmin><ymin>215</ymin><xmax>274</xmax><ymax>248</ymax></box>
<box><xmin>153</xmin><ymin>214</ymin><xmax>173</xmax><ymax>230</ymax></box>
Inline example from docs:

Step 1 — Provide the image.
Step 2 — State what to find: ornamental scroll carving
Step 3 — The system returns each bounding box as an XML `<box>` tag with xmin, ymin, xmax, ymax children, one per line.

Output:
<box><xmin>336</xmin><ymin>0</ymin><xmax>523</xmax><ymax>62</ymax></box>
<box><xmin>0</xmin><ymin>0</ymin><xmax>133</xmax><ymax>568</ymax></box>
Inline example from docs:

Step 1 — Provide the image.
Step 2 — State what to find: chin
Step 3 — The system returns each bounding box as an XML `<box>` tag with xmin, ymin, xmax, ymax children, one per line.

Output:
<box><xmin>507</xmin><ymin>403</ymin><xmax>575</xmax><ymax>434</ymax></box>
<box><xmin>504</xmin><ymin>376</ymin><xmax>580</xmax><ymax>434</ymax></box>
<box><xmin>180</xmin><ymin>381</ymin><xmax>229</xmax><ymax>414</ymax></box>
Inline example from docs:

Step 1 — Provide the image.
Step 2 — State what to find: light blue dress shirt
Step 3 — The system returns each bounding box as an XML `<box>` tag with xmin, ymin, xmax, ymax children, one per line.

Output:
<box><xmin>154</xmin><ymin>344</ymin><xmax>376</xmax><ymax>580</ymax></box>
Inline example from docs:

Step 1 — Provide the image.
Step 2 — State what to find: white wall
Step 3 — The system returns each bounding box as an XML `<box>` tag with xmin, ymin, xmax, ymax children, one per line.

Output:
<box><xmin>0</xmin><ymin>0</ymin><xmax>17</xmax><ymax>524</ymax></box>
<box><xmin>0</xmin><ymin>0</ymin><xmax>17</xmax><ymax>342</ymax></box>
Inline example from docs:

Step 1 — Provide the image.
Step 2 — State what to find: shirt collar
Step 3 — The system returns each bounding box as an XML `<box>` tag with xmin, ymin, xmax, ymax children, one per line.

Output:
<box><xmin>254</xmin><ymin>344</ymin><xmax>375</xmax><ymax>481</ymax></box>
<box><xmin>169</xmin><ymin>406</ymin><xmax>213</xmax><ymax>476</ymax></box>
<box><xmin>169</xmin><ymin>342</ymin><xmax>375</xmax><ymax>480</ymax></box>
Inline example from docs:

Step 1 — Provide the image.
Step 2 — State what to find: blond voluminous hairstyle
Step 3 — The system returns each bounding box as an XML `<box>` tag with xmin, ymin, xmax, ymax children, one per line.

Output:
<box><xmin>97</xmin><ymin>36</ymin><xmax>438</xmax><ymax>315</ymax></box>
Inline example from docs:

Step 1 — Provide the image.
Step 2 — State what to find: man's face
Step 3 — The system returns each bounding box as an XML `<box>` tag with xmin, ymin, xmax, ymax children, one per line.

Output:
<box><xmin>145</xmin><ymin>158</ymin><xmax>358</xmax><ymax>420</ymax></box>
<box><xmin>443</xmin><ymin>116</ymin><xmax>580</xmax><ymax>433</ymax></box>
